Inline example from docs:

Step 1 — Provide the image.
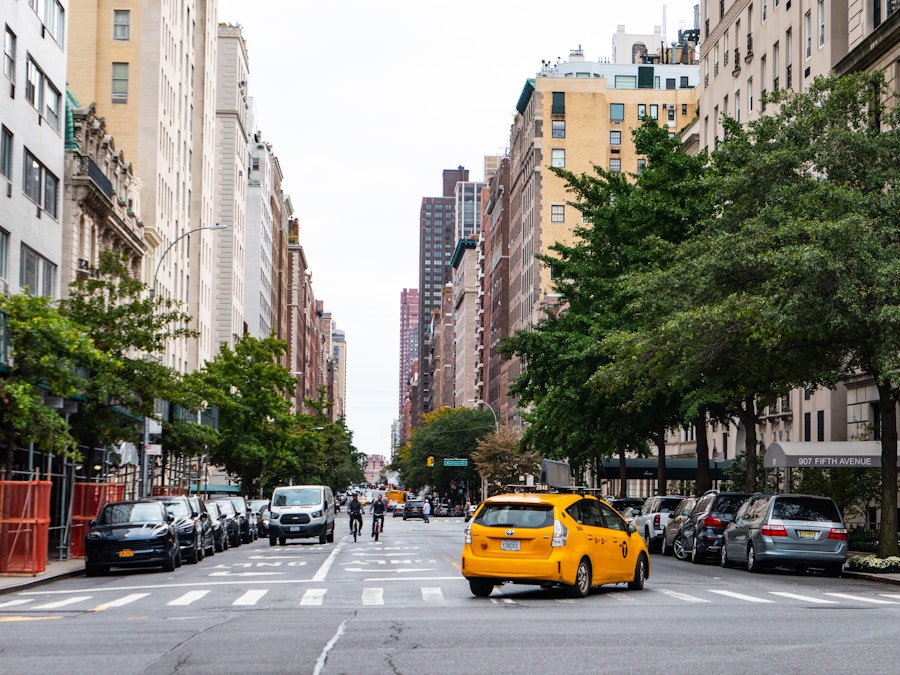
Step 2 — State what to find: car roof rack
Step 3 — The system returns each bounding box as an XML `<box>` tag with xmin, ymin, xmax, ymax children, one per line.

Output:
<box><xmin>503</xmin><ymin>483</ymin><xmax>603</xmax><ymax>495</ymax></box>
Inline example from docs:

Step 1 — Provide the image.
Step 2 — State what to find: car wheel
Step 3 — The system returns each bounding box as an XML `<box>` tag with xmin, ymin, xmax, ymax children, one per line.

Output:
<box><xmin>568</xmin><ymin>558</ymin><xmax>591</xmax><ymax>598</ymax></box>
<box><xmin>269</xmin><ymin>536</ymin><xmax>278</xmax><ymax>546</ymax></box>
<box><xmin>278</xmin><ymin>537</ymin><xmax>287</xmax><ymax>546</ymax></box>
<box><xmin>691</xmin><ymin>537</ymin><xmax>705</xmax><ymax>564</ymax></box>
<box><xmin>162</xmin><ymin>550</ymin><xmax>176</xmax><ymax>573</ymax></box>
<box><xmin>673</xmin><ymin>535</ymin><xmax>688</xmax><ymax>561</ymax></box>
<box><xmin>662</xmin><ymin>535</ymin><xmax>674</xmax><ymax>556</ymax></box>
<box><xmin>645</xmin><ymin>529</ymin><xmax>659</xmax><ymax>554</ymax></box>
<box><xmin>326</xmin><ymin>527</ymin><xmax>335</xmax><ymax>543</ymax></box>
<box><xmin>468</xmin><ymin>578</ymin><xmax>495</xmax><ymax>597</ymax></box>
<box><xmin>825</xmin><ymin>564</ymin><xmax>843</xmax><ymax>578</ymax></box>
<box><xmin>196</xmin><ymin>540</ymin><xmax>205</xmax><ymax>562</ymax></box>
<box><xmin>318</xmin><ymin>531</ymin><xmax>327</xmax><ymax>545</ymax></box>
<box><xmin>747</xmin><ymin>543</ymin><xmax>762</xmax><ymax>573</ymax></box>
<box><xmin>85</xmin><ymin>564</ymin><xmax>107</xmax><ymax>577</ymax></box>
<box><xmin>721</xmin><ymin>544</ymin><xmax>734</xmax><ymax>568</ymax></box>
<box><xmin>175</xmin><ymin>550</ymin><xmax>183</xmax><ymax>567</ymax></box>
<box><xmin>628</xmin><ymin>554</ymin><xmax>648</xmax><ymax>590</ymax></box>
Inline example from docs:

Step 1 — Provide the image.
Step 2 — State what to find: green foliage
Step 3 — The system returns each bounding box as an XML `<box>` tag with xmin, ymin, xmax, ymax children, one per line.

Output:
<box><xmin>472</xmin><ymin>427</ymin><xmax>539</xmax><ymax>495</ymax></box>
<box><xmin>794</xmin><ymin>467</ymin><xmax>880</xmax><ymax>521</ymax></box>
<box><xmin>847</xmin><ymin>554</ymin><xmax>900</xmax><ymax>572</ymax></box>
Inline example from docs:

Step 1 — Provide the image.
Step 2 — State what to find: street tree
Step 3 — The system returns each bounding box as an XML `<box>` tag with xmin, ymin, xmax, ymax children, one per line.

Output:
<box><xmin>472</xmin><ymin>427</ymin><xmax>539</xmax><ymax>496</ymax></box>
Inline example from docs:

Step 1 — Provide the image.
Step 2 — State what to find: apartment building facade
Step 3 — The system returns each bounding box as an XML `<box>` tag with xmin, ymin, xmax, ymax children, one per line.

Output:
<box><xmin>397</xmin><ymin>287</ymin><xmax>419</xmax><ymax>445</ymax></box>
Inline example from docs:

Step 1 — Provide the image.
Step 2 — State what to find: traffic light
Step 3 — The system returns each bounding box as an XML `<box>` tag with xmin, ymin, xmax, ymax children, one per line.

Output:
<box><xmin>427</xmin><ymin>455</ymin><xmax>434</xmax><ymax>467</ymax></box>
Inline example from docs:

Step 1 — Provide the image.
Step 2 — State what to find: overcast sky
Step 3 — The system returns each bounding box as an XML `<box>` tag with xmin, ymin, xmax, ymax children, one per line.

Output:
<box><xmin>215</xmin><ymin>0</ymin><xmax>700</xmax><ymax>456</ymax></box>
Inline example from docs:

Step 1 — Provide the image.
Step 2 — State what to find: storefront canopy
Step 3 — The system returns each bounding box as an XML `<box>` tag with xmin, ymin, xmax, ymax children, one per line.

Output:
<box><xmin>599</xmin><ymin>458</ymin><xmax>733</xmax><ymax>481</ymax></box>
<box><xmin>764</xmin><ymin>441</ymin><xmax>887</xmax><ymax>469</ymax></box>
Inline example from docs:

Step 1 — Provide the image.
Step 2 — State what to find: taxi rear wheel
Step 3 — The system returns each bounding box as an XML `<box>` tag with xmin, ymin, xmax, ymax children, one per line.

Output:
<box><xmin>628</xmin><ymin>554</ymin><xmax>648</xmax><ymax>590</ymax></box>
<box><xmin>469</xmin><ymin>578</ymin><xmax>496</xmax><ymax>597</ymax></box>
<box><xmin>568</xmin><ymin>558</ymin><xmax>591</xmax><ymax>598</ymax></box>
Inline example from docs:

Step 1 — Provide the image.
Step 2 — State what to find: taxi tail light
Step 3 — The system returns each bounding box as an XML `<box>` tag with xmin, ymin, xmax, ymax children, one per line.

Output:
<box><xmin>702</xmin><ymin>515</ymin><xmax>723</xmax><ymax>528</ymax></box>
<box><xmin>464</xmin><ymin>523</ymin><xmax>472</xmax><ymax>544</ymax></box>
<box><xmin>551</xmin><ymin>519</ymin><xmax>568</xmax><ymax>547</ymax></box>
<box><xmin>828</xmin><ymin>527</ymin><xmax>848</xmax><ymax>540</ymax></box>
<box><xmin>761</xmin><ymin>524</ymin><xmax>787</xmax><ymax>537</ymax></box>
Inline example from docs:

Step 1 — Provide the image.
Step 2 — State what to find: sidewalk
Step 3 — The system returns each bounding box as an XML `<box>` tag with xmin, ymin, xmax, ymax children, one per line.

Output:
<box><xmin>0</xmin><ymin>557</ymin><xmax>85</xmax><ymax>595</ymax></box>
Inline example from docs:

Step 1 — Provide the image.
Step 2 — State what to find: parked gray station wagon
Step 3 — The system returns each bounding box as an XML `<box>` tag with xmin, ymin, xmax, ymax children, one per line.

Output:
<box><xmin>720</xmin><ymin>493</ymin><xmax>848</xmax><ymax>576</ymax></box>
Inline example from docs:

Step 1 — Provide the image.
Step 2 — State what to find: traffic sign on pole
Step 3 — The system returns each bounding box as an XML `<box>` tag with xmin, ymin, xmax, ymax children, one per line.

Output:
<box><xmin>443</xmin><ymin>458</ymin><xmax>468</xmax><ymax>467</ymax></box>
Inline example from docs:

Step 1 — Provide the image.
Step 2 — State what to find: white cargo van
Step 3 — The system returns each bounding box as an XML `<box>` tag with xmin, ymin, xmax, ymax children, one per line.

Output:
<box><xmin>268</xmin><ymin>485</ymin><xmax>335</xmax><ymax>545</ymax></box>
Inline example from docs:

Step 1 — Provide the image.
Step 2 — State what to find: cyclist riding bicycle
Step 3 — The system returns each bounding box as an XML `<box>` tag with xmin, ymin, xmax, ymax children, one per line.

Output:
<box><xmin>348</xmin><ymin>494</ymin><xmax>363</xmax><ymax>534</ymax></box>
<box><xmin>371</xmin><ymin>494</ymin><xmax>386</xmax><ymax>537</ymax></box>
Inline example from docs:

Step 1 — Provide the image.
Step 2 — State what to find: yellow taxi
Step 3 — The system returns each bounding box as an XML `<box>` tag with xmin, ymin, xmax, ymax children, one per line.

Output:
<box><xmin>461</xmin><ymin>490</ymin><xmax>650</xmax><ymax>597</ymax></box>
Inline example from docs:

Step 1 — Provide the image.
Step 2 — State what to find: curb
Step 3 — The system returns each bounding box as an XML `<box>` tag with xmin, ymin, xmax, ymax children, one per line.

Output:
<box><xmin>0</xmin><ymin>568</ymin><xmax>85</xmax><ymax>596</ymax></box>
<box><xmin>841</xmin><ymin>570</ymin><xmax>900</xmax><ymax>586</ymax></box>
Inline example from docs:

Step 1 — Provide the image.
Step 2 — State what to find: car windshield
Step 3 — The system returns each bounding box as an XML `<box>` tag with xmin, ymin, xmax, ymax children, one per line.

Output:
<box><xmin>205</xmin><ymin>502</ymin><xmax>219</xmax><ymax>517</ymax></box>
<box><xmin>216</xmin><ymin>500</ymin><xmax>236</xmax><ymax>516</ymax></box>
<box><xmin>161</xmin><ymin>499</ymin><xmax>190</xmax><ymax>518</ymax></box>
<box><xmin>475</xmin><ymin>503</ymin><xmax>553</xmax><ymax>529</ymax></box>
<box><xmin>773</xmin><ymin>497</ymin><xmax>841</xmax><ymax>522</ymax></box>
<box><xmin>99</xmin><ymin>503</ymin><xmax>164</xmax><ymax>525</ymax></box>
<box><xmin>272</xmin><ymin>489</ymin><xmax>320</xmax><ymax>507</ymax></box>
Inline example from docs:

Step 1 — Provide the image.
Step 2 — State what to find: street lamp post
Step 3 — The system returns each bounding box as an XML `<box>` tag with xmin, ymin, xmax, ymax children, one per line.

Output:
<box><xmin>468</xmin><ymin>398</ymin><xmax>498</xmax><ymax>501</ymax></box>
<box><xmin>140</xmin><ymin>224</ymin><xmax>227</xmax><ymax>497</ymax></box>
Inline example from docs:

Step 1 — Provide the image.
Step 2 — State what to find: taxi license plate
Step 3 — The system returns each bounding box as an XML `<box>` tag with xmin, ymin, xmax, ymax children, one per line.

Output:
<box><xmin>797</xmin><ymin>530</ymin><xmax>817</xmax><ymax>538</ymax></box>
<box><xmin>501</xmin><ymin>540</ymin><xmax>520</xmax><ymax>551</ymax></box>
<box><xmin>118</xmin><ymin>549</ymin><xmax>135</xmax><ymax>558</ymax></box>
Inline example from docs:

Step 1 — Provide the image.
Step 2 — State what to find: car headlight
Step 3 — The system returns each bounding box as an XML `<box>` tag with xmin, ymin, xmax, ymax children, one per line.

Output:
<box><xmin>311</xmin><ymin>509</ymin><xmax>323</xmax><ymax>518</ymax></box>
<box><xmin>86</xmin><ymin>530</ymin><xmax>103</xmax><ymax>540</ymax></box>
<box><xmin>178</xmin><ymin>522</ymin><xmax>194</xmax><ymax>534</ymax></box>
<box><xmin>270</xmin><ymin>511</ymin><xmax>280</xmax><ymax>520</ymax></box>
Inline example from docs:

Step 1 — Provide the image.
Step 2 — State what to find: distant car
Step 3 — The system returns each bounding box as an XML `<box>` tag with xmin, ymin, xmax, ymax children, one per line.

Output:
<box><xmin>403</xmin><ymin>500</ymin><xmax>425</xmax><ymax>520</ymax></box>
<box><xmin>215</xmin><ymin>496</ymin><xmax>254</xmax><ymax>543</ymax></box>
<box><xmin>203</xmin><ymin>500</ymin><xmax>229</xmax><ymax>552</ymax></box>
<box><xmin>461</xmin><ymin>492</ymin><xmax>649</xmax><ymax>597</ymax></box>
<box><xmin>213</xmin><ymin>498</ymin><xmax>242</xmax><ymax>548</ymax></box>
<box><xmin>256</xmin><ymin>505</ymin><xmax>271</xmax><ymax>538</ymax></box>
<box><xmin>606</xmin><ymin>498</ymin><xmax>645</xmax><ymax>522</ymax></box>
<box><xmin>721</xmin><ymin>493</ymin><xmax>848</xmax><ymax>576</ymax></box>
<box><xmin>148</xmin><ymin>495</ymin><xmax>205</xmax><ymax>564</ymax></box>
<box><xmin>632</xmin><ymin>495</ymin><xmax>685</xmax><ymax>554</ymax></box>
<box><xmin>84</xmin><ymin>499</ymin><xmax>178</xmax><ymax>576</ymax></box>
<box><xmin>465</xmin><ymin>504</ymin><xmax>478</xmax><ymax>522</ymax></box>
<box><xmin>187</xmin><ymin>496</ymin><xmax>217</xmax><ymax>558</ymax></box>
<box><xmin>662</xmin><ymin>496</ymin><xmax>698</xmax><ymax>556</ymax></box>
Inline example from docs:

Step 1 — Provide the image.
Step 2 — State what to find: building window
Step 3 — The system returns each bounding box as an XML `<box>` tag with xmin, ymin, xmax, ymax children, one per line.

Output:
<box><xmin>1</xmin><ymin>126</ymin><xmax>11</xmax><ymax>181</ymax></box>
<box><xmin>552</xmin><ymin>91</ymin><xmax>565</xmax><ymax>114</ymax></box>
<box><xmin>762</xmin><ymin>0</ymin><xmax>767</xmax><ymax>21</ymax></box>
<box><xmin>550</xmin><ymin>149</ymin><xmax>565</xmax><ymax>168</ymax></box>
<box><xmin>649</xmin><ymin>104</ymin><xmax>659</xmax><ymax>119</ymax></box>
<box><xmin>114</xmin><ymin>10</ymin><xmax>130</xmax><ymax>40</ymax></box>
<box><xmin>638</xmin><ymin>103</ymin><xmax>647</xmax><ymax>118</ymax></box>
<box><xmin>804</xmin><ymin>11</ymin><xmax>812</xmax><ymax>59</ymax></box>
<box><xmin>804</xmin><ymin>411</ymin><xmax>811</xmax><ymax>442</ymax></box>
<box><xmin>748</xmin><ymin>77</ymin><xmax>754</xmax><ymax>112</ymax></box>
<box><xmin>44</xmin><ymin>81</ymin><xmax>60</xmax><ymax>129</ymax></box>
<box><xmin>637</xmin><ymin>158</ymin><xmax>646</xmax><ymax>175</ymax></box>
<box><xmin>817</xmin><ymin>410</ymin><xmax>825</xmax><ymax>441</ymax></box>
<box><xmin>609</xmin><ymin>158</ymin><xmax>621</xmax><ymax>173</ymax></box>
<box><xmin>680</xmin><ymin>76</ymin><xmax>689</xmax><ymax>88</ymax></box>
<box><xmin>42</xmin><ymin>0</ymin><xmax>65</xmax><ymax>46</ymax></box>
<box><xmin>682</xmin><ymin>103</ymin><xmax>688</xmax><ymax>115</ymax></box>
<box><xmin>735</xmin><ymin>91</ymin><xmax>741</xmax><ymax>122</ymax></box>
<box><xmin>818</xmin><ymin>0</ymin><xmax>825</xmax><ymax>46</ymax></box>
<box><xmin>25</xmin><ymin>56</ymin><xmax>43</xmax><ymax>109</ymax></box>
<box><xmin>112</xmin><ymin>62</ymin><xmax>129</xmax><ymax>103</ymax></box>
<box><xmin>0</xmin><ymin>228</ymin><xmax>8</xmax><ymax>280</ymax></box>
<box><xmin>610</xmin><ymin>103</ymin><xmax>625</xmax><ymax>121</ymax></box>
<box><xmin>3</xmin><ymin>27</ymin><xmax>15</xmax><ymax>84</ymax></box>
<box><xmin>667</xmin><ymin>106</ymin><xmax>676</xmax><ymax>122</ymax></box>
<box><xmin>20</xmin><ymin>244</ymin><xmax>56</xmax><ymax>298</ymax></box>
<box><xmin>22</xmin><ymin>148</ymin><xmax>57</xmax><ymax>217</ymax></box>
<box><xmin>551</xmin><ymin>119</ymin><xmax>565</xmax><ymax>138</ymax></box>
<box><xmin>550</xmin><ymin>204</ymin><xmax>565</xmax><ymax>222</ymax></box>
<box><xmin>614</xmin><ymin>75</ymin><xmax>637</xmax><ymax>89</ymax></box>
<box><xmin>609</xmin><ymin>130</ymin><xmax>621</xmax><ymax>145</ymax></box>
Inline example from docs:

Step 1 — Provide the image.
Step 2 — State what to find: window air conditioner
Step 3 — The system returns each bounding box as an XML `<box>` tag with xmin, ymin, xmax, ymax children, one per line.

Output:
<box><xmin>78</xmin><ymin>258</ymin><xmax>90</xmax><ymax>270</ymax></box>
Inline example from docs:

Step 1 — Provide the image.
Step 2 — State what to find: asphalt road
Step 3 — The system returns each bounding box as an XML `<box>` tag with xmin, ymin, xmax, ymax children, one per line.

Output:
<box><xmin>3</xmin><ymin>513</ymin><xmax>900</xmax><ymax>674</ymax></box>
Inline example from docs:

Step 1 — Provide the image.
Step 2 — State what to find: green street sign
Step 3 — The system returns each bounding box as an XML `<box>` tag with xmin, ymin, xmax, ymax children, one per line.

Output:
<box><xmin>443</xmin><ymin>458</ymin><xmax>468</xmax><ymax>467</ymax></box>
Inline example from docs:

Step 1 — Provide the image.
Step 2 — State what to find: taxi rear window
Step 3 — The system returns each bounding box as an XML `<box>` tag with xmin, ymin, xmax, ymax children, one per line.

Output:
<box><xmin>474</xmin><ymin>503</ymin><xmax>553</xmax><ymax>529</ymax></box>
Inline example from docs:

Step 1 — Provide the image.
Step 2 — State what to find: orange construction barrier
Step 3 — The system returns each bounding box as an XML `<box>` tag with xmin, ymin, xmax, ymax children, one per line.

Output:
<box><xmin>0</xmin><ymin>480</ymin><xmax>52</xmax><ymax>574</ymax></box>
<box><xmin>70</xmin><ymin>482</ymin><xmax>125</xmax><ymax>558</ymax></box>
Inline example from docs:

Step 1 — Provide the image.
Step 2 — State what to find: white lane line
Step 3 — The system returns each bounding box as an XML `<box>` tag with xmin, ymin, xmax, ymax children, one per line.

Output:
<box><xmin>709</xmin><ymin>590</ymin><xmax>775</xmax><ymax>603</ymax></box>
<box><xmin>361</xmin><ymin>588</ymin><xmax>384</xmax><ymax>605</ymax></box>
<box><xmin>300</xmin><ymin>588</ymin><xmax>327</xmax><ymax>606</ymax></box>
<box><xmin>0</xmin><ymin>598</ymin><xmax>33</xmax><ymax>608</ymax></box>
<box><xmin>826</xmin><ymin>593</ymin><xmax>898</xmax><ymax>605</ymax></box>
<box><xmin>313</xmin><ymin>617</ymin><xmax>350</xmax><ymax>675</ymax></box>
<box><xmin>655</xmin><ymin>588</ymin><xmax>711</xmax><ymax>603</ymax></box>
<box><xmin>234</xmin><ymin>589</ymin><xmax>268</xmax><ymax>606</ymax></box>
<box><xmin>769</xmin><ymin>592</ymin><xmax>838</xmax><ymax>604</ymax></box>
<box><xmin>167</xmin><ymin>590</ymin><xmax>210</xmax><ymax>606</ymax></box>
<box><xmin>311</xmin><ymin>540</ymin><xmax>344</xmax><ymax>582</ymax></box>
<box><xmin>878</xmin><ymin>593</ymin><xmax>900</xmax><ymax>600</ymax></box>
<box><xmin>93</xmin><ymin>593</ymin><xmax>150</xmax><ymax>610</ymax></box>
<box><xmin>421</xmin><ymin>587</ymin><xmax>444</xmax><ymax>604</ymax></box>
<box><xmin>32</xmin><ymin>596</ymin><xmax>92</xmax><ymax>610</ymax></box>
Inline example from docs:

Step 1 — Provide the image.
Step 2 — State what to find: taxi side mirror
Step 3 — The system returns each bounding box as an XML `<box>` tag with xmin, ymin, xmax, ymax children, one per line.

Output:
<box><xmin>627</xmin><ymin>523</ymin><xmax>637</xmax><ymax>534</ymax></box>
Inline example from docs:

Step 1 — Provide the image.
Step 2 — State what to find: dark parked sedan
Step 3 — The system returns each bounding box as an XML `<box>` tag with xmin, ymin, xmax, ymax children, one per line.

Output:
<box><xmin>188</xmin><ymin>496</ymin><xmax>216</xmax><ymax>558</ymax></box>
<box><xmin>84</xmin><ymin>500</ymin><xmax>178</xmax><ymax>576</ymax></box>
<box><xmin>204</xmin><ymin>500</ymin><xmax>229</xmax><ymax>552</ymax></box>
<box><xmin>403</xmin><ymin>500</ymin><xmax>424</xmax><ymax>520</ymax></box>
<box><xmin>213</xmin><ymin>498</ymin><xmax>242</xmax><ymax>547</ymax></box>
<box><xmin>149</xmin><ymin>495</ymin><xmax>205</xmax><ymax>564</ymax></box>
<box><xmin>669</xmin><ymin>490</ymin><xmax>752</xmax><ymax>563</ymax></box>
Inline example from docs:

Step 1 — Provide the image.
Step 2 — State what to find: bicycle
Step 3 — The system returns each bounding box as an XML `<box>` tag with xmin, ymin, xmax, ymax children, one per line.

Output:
<box><xmin>350</xmin><ymin>514</ymin><xmax>362</xmax><ymax>542</ymax></box>
<box><xmin>372</xmin><ymin>514</ymin><xmax>383</xmax><ymax>541</ymax></box>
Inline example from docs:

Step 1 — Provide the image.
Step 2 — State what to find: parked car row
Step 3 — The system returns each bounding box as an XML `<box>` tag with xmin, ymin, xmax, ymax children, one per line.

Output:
<box><xmin>656</xmin><ymin>490</ymin><xmax>848</xmax><ymax>576</ymax></box>
<box><xmin>83</xmin><ymin>494</ymin><xmax>263</xmax><ymax>577</ymax></box>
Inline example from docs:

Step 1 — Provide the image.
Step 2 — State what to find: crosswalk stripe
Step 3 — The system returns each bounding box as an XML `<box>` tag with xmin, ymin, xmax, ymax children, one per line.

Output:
<box><xmin>878</xmin><ymin>593</ymin><xmax>900</xmax><ymax>601</ymax></box>
<box><xmin>421</xmin><ymin>587</ymin><xmax>444</xmax><ymax>604</ymax></box>
<box><xmin>33</xmin><ymin>596</ymin><xmax>92</xmax><ymax>610</ymax></box>
<box><xmin>655</xmin><ymin>589</ymin><xmax>710</xmax><ymax>603</ymax></box>
<box><xmin>93</xmin><ymin>593</ymin><xmax>150</xmax><ymax>610</ymax></box>
<box><xmin>769</xmin><ymin>592</ymin><xmax>838</xmax><ymax>604</ymax></box>
<box><xmin>234</xmin><ymin>589</ymin><xmax>268</xmax><ymax>606</ymax></box>
<box><xmin>0</xmin><ymin>598</ymin><xmax>33</xmax><ymax>608</ymax></box>
<box><xmin>490</xmin><ymin>597</ymin><xmax>515</xmax><ymax>605</ymax></box>
<box><xmin>709</xmin><ymin>590</ymin><xmax>775</xmax><ymax>603</ymax></box>
<box><xmin>362</xmin><ymin>588</ymin><xmax>384</xmax><ymax>605</ymax></box>
<box><xmin>300</xmin><ymin>588</ymin><xmax>327</xmax><ymax>606</ymax></box>
<box><xmin>825</xmin><ymin>593</ymin><xmax>898</xmax><ymax>605</ymax></box>
<box><xmin>167</xmin><ymin>590</ymin><xmax>210</xmax><ymax>606</ymax></box>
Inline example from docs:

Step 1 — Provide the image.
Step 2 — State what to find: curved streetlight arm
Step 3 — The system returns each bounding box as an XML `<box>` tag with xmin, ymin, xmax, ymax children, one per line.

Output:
<box><xmin>469</xmin><ymin>398</ymin><xmax>499</xmax><ymax>430</ymax></box>
<box><xmin>151</xmin><ymin>224</ymin><xmax>228</xmax><ymax>300</ymax></box>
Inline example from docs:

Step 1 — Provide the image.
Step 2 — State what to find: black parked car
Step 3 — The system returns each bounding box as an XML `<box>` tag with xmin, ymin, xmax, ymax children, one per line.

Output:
<box><xmin>217</xmin><ymin>496</ymin><xmax>256</xmax><ymax>543</ymax></box>
<box><xmin>84</xmin><ymin>500</ymin><xmax>178</xmax><ymax>576</ymax></box>
<box><xmin>149</xmin><ymin>495</ymin><xmax>206</xmax><ymax>564</ymax></box>
<box><xmin>203</xmin><ymin>500</ymin><xmax>229</xmax><ymax>552</ymax></box>
<box><xmin>188</xmin><ymin>496</ymin><xmax>217</xmax><ymax>558</ymax></box>
<box><xmin>212</xmin><ymin>498</ymin><xmax>242</xmax><ymax>547</ymax></box>
<box><xmin>662</xmin><ymin>496</ymin><xmax>699</xmax><ymax>557</ymax></box>
<box><xmin>403</xmin><ymin>500</ymin><xmax>424</xmax><ymax>520</ymax></box>
<box><xmin>669</xmin><ymin>490</ymin><xmax>752</xmax><ymax>564</ymax></box>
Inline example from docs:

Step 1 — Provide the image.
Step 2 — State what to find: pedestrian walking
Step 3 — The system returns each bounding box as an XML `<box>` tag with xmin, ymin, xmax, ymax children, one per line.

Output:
<box><xmin>422</xmin><ymin>499</ymin><xmax>431</xmax><ymax>523</ymax></box>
